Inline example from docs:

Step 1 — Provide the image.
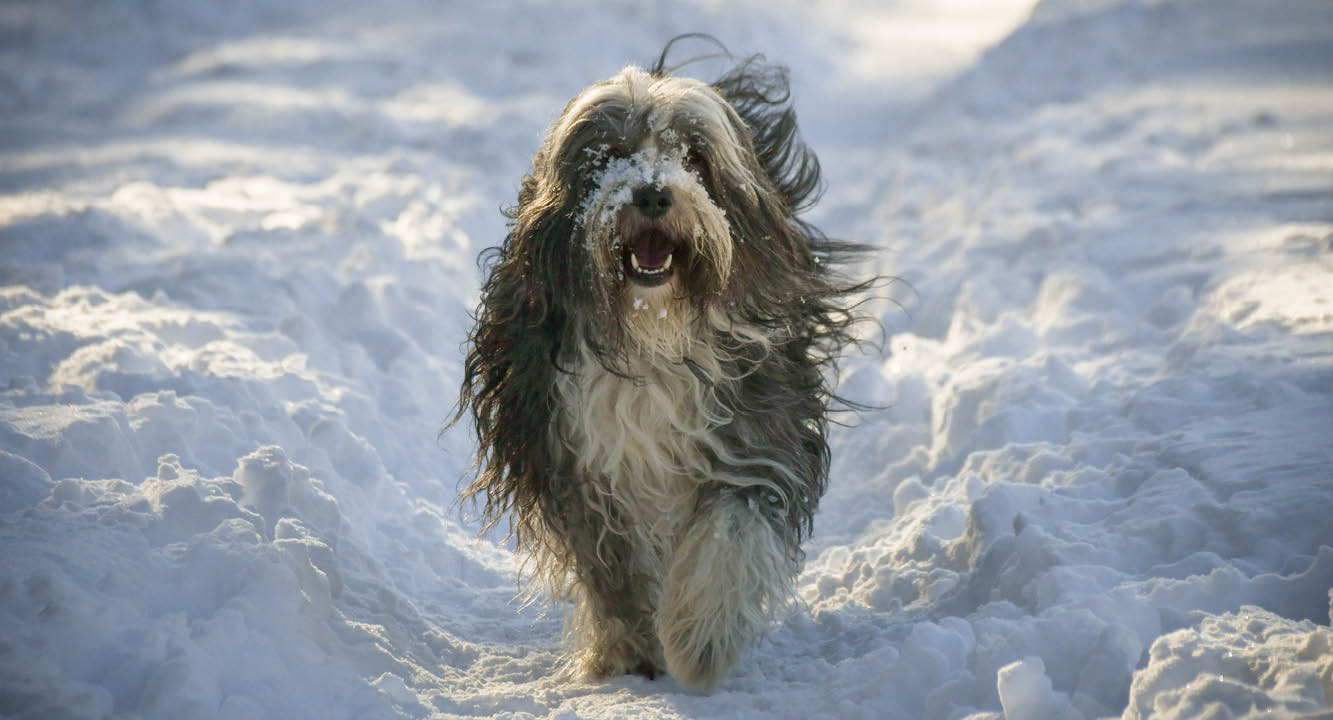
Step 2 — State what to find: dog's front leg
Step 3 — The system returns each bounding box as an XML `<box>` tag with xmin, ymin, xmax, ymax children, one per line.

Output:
<box><xmin>559</xmin><ymin>509</ymin><xmax>664</xmax><ymax>681</ymax></box>
<box><xmin>657</xmin><ymin>490</ymin><xmax>796</xmax><ymax>690</ymax></box>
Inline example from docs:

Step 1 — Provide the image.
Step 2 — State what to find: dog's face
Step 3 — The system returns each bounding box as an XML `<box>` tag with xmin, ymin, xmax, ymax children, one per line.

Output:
<box><xmin>530</xmin><ymin>67</ymin><xmax>776</xmax><ymax>350</ymax></box>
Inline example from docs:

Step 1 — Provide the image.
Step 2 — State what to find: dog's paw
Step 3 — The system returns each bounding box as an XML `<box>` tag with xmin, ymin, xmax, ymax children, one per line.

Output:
<box><xmin>631</xmin><ymin>657</ymin><xmax>664</xmax><ymax>680</ymax></box>
<box><xmin>574</xmin><ymin>618</ymin><xmax>635</xmax><ymax>679</ymax></box>
<box><xmin>571</xmin><ymin>613</ymin><xmax>665</xmax><ymax>682</ymax></box>
<box><xmin>660</xmin><ymin>630</ymin><xmax>739</xmax><ymax>692</ymax></box>
<box><xmin>578</xmin><ymin>644</ymin><xmax>664</xmax><ymax>682</ymax></box>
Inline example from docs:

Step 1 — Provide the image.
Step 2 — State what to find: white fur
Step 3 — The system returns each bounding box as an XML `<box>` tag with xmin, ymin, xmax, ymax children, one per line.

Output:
<box><xmin>554</xmin><ymin>334</ymin><xmax>725</xmax><ymax>577</ymax></box>
<box><xmin>658</xmin><ymin>494</ymin><xmax>795</xmax><ymax>690</ymax></box>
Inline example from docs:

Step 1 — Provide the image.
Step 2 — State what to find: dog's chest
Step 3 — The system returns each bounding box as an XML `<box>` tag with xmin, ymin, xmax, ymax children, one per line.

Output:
<box><xmin>555</xmin><ymin>355</ymin><xmax>723</xmax><ymax>546</ymax></box>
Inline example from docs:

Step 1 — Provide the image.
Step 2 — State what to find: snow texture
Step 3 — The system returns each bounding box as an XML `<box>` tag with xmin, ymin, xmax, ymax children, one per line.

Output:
<box><xmin>2</xmin><ymin>0</ymin><xmax>1331</xmax><ymax>718</ymax></box>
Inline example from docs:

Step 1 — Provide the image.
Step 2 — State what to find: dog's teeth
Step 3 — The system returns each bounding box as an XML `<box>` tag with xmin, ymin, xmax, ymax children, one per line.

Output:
<box><xmin>628</xmin><ymin>249</ymin><xmax>673</xmax><ymax>277</ymax></box>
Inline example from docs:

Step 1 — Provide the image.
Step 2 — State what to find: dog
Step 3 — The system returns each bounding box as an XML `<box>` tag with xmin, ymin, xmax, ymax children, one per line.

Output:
<box><xmin>457</xmin><ymin>36</ymin><xmax>870</xmax><ymax>690</ymax></box>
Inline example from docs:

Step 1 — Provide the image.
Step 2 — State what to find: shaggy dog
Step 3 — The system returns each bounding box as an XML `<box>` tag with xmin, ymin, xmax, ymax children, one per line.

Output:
<box><xmin>458</xmin><ymin>36</ymin><xmax>869</xmax><ymax>690</ymax></box>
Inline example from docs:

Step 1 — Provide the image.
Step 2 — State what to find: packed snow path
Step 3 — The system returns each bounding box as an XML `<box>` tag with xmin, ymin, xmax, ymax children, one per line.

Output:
<box><xmin>2</xmin><ymin>1</ymin><xmax>1331</xmax><ymax>718</ymax></box>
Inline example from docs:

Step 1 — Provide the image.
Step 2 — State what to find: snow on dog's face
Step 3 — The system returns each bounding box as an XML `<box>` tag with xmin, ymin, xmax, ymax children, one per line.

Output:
<box><xmin>577</xmin><ymin>141</ymin><xmax>730</xmax><ymax>299</ymax></box>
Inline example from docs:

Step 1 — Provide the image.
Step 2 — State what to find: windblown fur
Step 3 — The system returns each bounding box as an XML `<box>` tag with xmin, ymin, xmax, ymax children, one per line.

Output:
<box><xmin>457</xmin><ymin>37</ymin><xmax>871</xmax><ymax>690</ymax></box>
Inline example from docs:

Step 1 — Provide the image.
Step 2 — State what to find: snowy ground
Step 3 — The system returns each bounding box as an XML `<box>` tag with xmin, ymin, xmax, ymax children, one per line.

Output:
<box><xmin>2</xmin><ymin>0</ymin><xmax>1332</xmax><ymax>718</ymax></box>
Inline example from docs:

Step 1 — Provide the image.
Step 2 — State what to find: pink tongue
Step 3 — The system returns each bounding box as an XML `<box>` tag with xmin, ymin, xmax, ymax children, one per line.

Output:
<box><xmin>635</xmin><ymin>232</ymin><xmax>675</xmax><ymax>269</ymax></box>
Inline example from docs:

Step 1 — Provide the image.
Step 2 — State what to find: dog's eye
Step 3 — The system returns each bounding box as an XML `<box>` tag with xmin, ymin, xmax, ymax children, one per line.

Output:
<box><xmin>686</xmin><ymin>147</ymin><xmax>708</xmax><ymax>175</ymax></box>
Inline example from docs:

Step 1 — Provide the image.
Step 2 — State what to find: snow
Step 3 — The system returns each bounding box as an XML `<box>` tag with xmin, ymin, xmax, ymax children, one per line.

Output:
<box><xmin>577</xmin><ymin>143</ymin><xmax>711</xmax><ymax>236</ymax></box>
<box><xmin>1122</xmin><ymin>604</ymin><xmax>1333</xmax><ymax>719</ymax></box>
<box><xmin>2</xmin><ymin>0</ymin><xmax>1331</xmax><ymax>718</ymax></box>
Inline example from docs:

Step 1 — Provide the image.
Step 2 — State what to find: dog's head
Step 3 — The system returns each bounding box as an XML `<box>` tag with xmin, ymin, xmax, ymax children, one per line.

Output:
<box><xmin>559</xmin><ymin>67</ymin><xmax>753</xmax><ymax>353</ymax></box>
<box><xmin>501</xmin><ymin>48</ymin><xmax>833</xmax><ymax>364</ymax></box>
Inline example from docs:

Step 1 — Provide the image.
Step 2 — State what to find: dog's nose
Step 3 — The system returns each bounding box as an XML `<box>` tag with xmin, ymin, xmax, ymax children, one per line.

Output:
<box><xmin>632</xmin><ymin>185</ymin><xmax>673</xmax><ymax>219</ymax></box>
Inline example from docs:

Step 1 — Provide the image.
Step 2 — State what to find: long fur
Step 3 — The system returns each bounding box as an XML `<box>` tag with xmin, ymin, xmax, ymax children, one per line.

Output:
<box><xmin>456</xmin><ymin>37</ymin><xmax>872</xmax><ymax>690</ymax></box>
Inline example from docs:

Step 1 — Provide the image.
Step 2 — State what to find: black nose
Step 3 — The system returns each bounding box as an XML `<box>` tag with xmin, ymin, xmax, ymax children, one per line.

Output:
<box><xmin>632</xmin><ymin>184</ymin><xmax>673</xmax><ymax>219</ymax></box>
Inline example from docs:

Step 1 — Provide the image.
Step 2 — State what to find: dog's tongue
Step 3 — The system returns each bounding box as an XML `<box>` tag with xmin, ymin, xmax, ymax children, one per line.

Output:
<box><xmin>634</xmin><ymin>231</ymin><xmax>675</xmax><ymax>269</ymax></box>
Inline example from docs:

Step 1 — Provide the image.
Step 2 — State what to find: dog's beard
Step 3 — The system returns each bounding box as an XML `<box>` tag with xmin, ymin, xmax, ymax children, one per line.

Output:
<box><xmin>576</xmin><ymin>140</ymin><xmax>733</xmax><ymax>360</ymax></box>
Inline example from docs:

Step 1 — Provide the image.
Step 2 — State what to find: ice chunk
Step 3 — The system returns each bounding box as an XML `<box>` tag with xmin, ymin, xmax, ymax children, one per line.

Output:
<box><xmin>997</xmin><ymin>657</ymin><xmax>1084</xmax><ymax>720</ymax></box>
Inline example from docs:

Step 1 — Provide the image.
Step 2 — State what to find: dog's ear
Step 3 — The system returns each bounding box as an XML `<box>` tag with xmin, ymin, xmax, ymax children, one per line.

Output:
<box><xmin>710</xmin><ymin>56</ymin><xmax>823</xmax><ymax>216</ymax></box>
<box><xmin>508</xmin><ymin>173</ymin><xmax>584</xmax><ymax>320</ymax></box>
<box><xmin>456</xmin><ymin>181</ymin><xmax>568</xmax><ymax>536</ymax></box>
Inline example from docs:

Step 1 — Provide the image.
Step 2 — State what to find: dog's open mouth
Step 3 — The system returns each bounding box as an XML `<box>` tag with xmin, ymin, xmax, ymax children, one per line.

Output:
<box><xmin>623</xmin><ymin>228</ymin><xmax>678</xmax><ymax>287</ymax></box>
